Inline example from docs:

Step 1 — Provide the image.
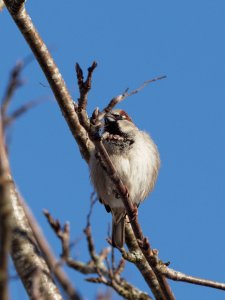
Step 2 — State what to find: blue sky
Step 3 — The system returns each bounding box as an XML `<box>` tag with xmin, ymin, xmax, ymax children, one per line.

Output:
<box><xmin>1</xmin><ymin>1</ymin><xmax>225</xmax><ymax>299</ymax></box>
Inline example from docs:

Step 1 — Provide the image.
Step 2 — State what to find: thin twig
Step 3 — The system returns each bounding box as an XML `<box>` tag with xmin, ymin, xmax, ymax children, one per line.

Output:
<box><xmin>160</xmin><ymin>266</ymin><xmax>225</xmax><ymax>291</ymax></box>
<box><xmin>86</xmin><ymin>192</ymin><xmax>98</xmax><ymax>228</ymax></box>
<box><xmin>114</xmin><ymin>258</ymin><xmax>125</xmax><ymax>277</ymax></box>
<box><xmin>43</xmin><ymin>210</ymin><xmax>71</xmax><ymax>260</ymax></box>
<box><xmin>96</xmin><ymin>75</ymin><xmax>166</xmax><ymax>121</ymax></box>
<box><xmin>1</xmin><ymin>61</ymin><xmax>24</xmax><ymax>118</ymax></box>
<box><xmin>76</xmin><ymin>62</ymin><xmax>97</xmax><ymax>111</ymax></box>
<box><xmin>45</xmin><ymin>211</ymin><xmax>151</xmax><ymax>300</ymax></box>
<box><xmin>75</xmin><ymin>62</ymin><xmax>98</xmax><ymax>131</ymax></box>
<box><xmin>3</xmin><ymin>97</ymin><xmax>49</xmax><ymax>128</ymax></box>
<box><xmin>16</xmin><ymin>201</ymin><xmax>80</xmax><ymax>300</ymax></box>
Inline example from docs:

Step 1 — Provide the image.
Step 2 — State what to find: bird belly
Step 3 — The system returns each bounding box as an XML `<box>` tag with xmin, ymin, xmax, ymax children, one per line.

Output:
<box><xmin>90</xmin><ymin>146</ymin><xmax>157</xmax><ymax>209</ymax></box>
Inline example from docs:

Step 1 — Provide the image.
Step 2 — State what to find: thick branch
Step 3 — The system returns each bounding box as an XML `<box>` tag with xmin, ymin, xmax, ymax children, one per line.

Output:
<box><xmin>0</xmin><ymin>123</ymin><xmax>63</xmax><ymax>299</ymax></box>
<box><xmin>10</xmin><ymin>184</ymin><xmax>63</xmax><ymax>299</ymax></box>
<box><xmin>3</xmin><ymin>0</ymin><xmax>93</xmax><ymax>162</ymax></box>
<box><xmin>0</xmin><ymin>120</ymin><xmax>12</xmax><ymax>300</ymax></box>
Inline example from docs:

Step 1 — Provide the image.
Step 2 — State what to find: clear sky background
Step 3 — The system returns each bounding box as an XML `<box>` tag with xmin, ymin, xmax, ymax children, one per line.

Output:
<box><xmin>1</xmin><ymin>1</ymin><xmax>225</xmax><ymax>299</ymax></box>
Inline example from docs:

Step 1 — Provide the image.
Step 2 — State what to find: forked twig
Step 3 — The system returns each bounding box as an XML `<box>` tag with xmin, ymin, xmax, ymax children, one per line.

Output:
<box><xmin>17</xmin><ymin>200</ymin><xmax>80</xmax><ymax>300</ymax></box>
<box><xmin>45</xmin><ymin>209</ymin><xmax>151</xmax><ymax>300</ymax></box>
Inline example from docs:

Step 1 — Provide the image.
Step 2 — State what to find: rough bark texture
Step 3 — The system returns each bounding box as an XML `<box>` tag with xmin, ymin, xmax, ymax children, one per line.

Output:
<box><xmin>10</xmin><ymin>186</ymin><xmax>63</xmax><ymax>300</ymax></box>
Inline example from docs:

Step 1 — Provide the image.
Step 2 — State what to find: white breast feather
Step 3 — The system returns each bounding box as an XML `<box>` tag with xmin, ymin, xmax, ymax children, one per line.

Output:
<box><xmin>89</xmin><ymin>130</ymin><xmax>160</xmax><ymax>209</ymax></box>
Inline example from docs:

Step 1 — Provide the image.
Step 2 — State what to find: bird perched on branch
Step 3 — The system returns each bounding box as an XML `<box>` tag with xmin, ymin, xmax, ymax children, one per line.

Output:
<box><xmin>90</xmin><ymin>109</ymin><xmax>160</xmax><ymax>248</ymax></box>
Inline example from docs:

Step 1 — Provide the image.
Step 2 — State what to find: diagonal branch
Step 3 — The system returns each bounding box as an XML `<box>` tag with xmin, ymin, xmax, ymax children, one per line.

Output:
<box><xmin>0</xmin><ymin>120</ymin><xmax>63</xmax><ymax>299</ymax></box>
<box><xmin>1</xmin><ymin>61</ymin><xmax>24</xmax><ymax>119</ymax></box>
<box><xmin>159</xmin><ymin>265</ymin><xmax>225</xmax><ymax>291</ymax></box>
<box><xmin>3</xmin><ymin>97</ymin><xmax>49</xmax><ymax>128</ymax></box>
<box><xmin>18</xmin><ymin>198</ymin><xmax>81</xmax><ymax>300</ymax></box>
<box><xmin>96</xmin><ymin>75</ymin><xmax>166</xmax><ymax>122</ymax></box>
<box><xmin>3</xmin><ymin>0</ymin><xmax>93</xmax><ymax>162</ymax></box>
<box><xmin>2</xmin><ymin>2</ymin><xmax>172</xmax><ymax>298</ymax></box>
<box><xmin>75</xmin><ymin>63</ymin><xmax>172</xmax><ymax>300</ymax></box>
<box><xmin>4</xmin><ymin>2</ymin><xmax>223</xmax><ymax>300</ymax></box>
<box><xmin>0</xmin><ymin>118</ymin><xmax>12</xmax><ymax>300</ymax></box>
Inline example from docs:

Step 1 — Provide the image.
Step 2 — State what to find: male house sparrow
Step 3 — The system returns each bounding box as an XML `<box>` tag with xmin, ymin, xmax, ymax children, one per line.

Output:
<box><xmin>89</xmin><ymin>109</ymin><xmax>160</xmax><ymax>248</ymax></box>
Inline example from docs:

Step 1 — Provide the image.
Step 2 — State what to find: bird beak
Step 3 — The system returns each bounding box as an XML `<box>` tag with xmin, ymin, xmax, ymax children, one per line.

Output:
<box><xmin>104</xmin><ymin>112</ymin><xmax>116</xmax><ymax>124</ymax></box>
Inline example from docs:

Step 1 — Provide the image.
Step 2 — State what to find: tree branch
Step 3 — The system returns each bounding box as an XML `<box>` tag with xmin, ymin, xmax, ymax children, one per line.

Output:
<box><xmin>1</xmin><ymin>61</ymin><xmax>24</xmax><ymax>120</ymax></box>
<box><xmin>0</xmin><ymin>118</ymin><xmax>12</xmax><ymax>300</ymax></box>
<box><xmin>4</xmin><ymin>2</ymin><xmax>224</xmax><ymax>300</ymax></box>
<box><xmin>18</xmin><ymin>197</ymin><xmax>81</xmax><ymax>300</ymax></box>
<box><xmin>3</xmin><ymin>0</ymin><xmax>93</xmax><ymax>162</ymax></box>
<box><xmin>75</xmin><ymin>64</ymin><xmax>173</xmax><ymax>300</ymax></box>
<box><xmin>160</xmin><ymin>265</ymin><xmax>225</xmax><ymax>291</ymax></box>
<box><xmin>0</xmin><ymin>121</ymin><xmax>63</xmax><ymax>299</ymax></box>
<box><xmin>96</xmin><ymin>75</ymin><xmax>166</xmax><ymax>122</ymax></box>
<box><xmin>44</xmin><ymin>210</ymin><xmax>152</xmax><ymax>300</ymax></box>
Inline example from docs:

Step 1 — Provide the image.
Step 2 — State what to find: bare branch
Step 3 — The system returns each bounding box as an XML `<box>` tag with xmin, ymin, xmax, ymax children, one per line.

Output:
<box><xmin>0</xmin><ymin>121</ymin><xmax>63</xmax><ymax>299</ymax></box>
<box><xmin>3</xmin><ymin>0</ymin><xmax>93</xmax><ymax>162</ymax></box>
<box><xmin>160</xmin><ymin>265</ymin><xmax>225</xmax><ymax>291</ymax></box>
<box><xmin>86</xmin><ymin>192</ymin><xmax>98</xmax><ymax>228</ymax></box>
<box><xmin>4</xmin><ymin>2</ymin><xmax>223</xmax><ymax>299</ymax></box>
<box><xmin>1</xmin><ymin>61</ymin><xmax>24</xmax><ymax>119</ymax></box>
<box><xmin>83</xmin><ymin>193</ymin><xmax>99</xmax><ymax>262</ymax></box>
<box><xmin>45</xmin><ymin>210</ymin><xmax>152</xmax><ymax>300</ymax></box>
<box><xmin>96</xmin><ymin>75</ymin><xmax>166</xmax><ymax>121</ymax></box>
<box><xmin>75</xmin><ymin>63</ymin><xmax>171</xmax><ymax>300</ymax></box>
<box><xmin>114</xmin><ymin>258</ymin><xmax>125</xmax><ymax>277</ymax></box>
<box><xmin>4</xmin><ymin>0</ymin><xmax>25</xmax><ymax>14</ymax></box>
<box><xmin>75</xmin><ymin>62</ymin><xmax>98</xmax><ymax>134</ymax></box>
<box><xmin>76</xmin><ymin>62</ymin><xmax>97</xmax><ymax>111</ymax></box>
<box><xmin>30</xmin><ymin>268</ymin><xmax>43</xmax><ymax>300</ymax></box>
<box><xmin>0</xmin><ymin>118</ymin><xmax>12</xmax><ymax>300</ymax></box>
<box><xmin>43</xmin><ymin>210</ymin><xmax>71</xmax><ymax>260</ymax></box>
<box><xmin>18</xmin><ymin>200</ymin><xmax>81</xmax><ymax>300</ymax></box>
<box><xmin>3</xmin><ymin>97</ymin><xmax>49</xmax><ymax>128</ymax></box>
<box><xmin>123</xmin><ymin>223</ymin><xmax>167</xmax><ymax>300</ymax></box>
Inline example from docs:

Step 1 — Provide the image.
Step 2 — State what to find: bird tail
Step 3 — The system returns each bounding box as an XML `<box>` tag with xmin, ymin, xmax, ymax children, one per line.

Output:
<box><xmin>112</xmin><ymin>210</ymin><xmax>126</xmax><ymax>248</ymax></box>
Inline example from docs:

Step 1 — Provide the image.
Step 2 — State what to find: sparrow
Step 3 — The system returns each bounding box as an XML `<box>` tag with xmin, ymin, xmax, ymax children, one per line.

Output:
<box><xmin>89</xmin><ymin>109</ymin><xmax>160</xmax><ymax>248</ymax></box>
